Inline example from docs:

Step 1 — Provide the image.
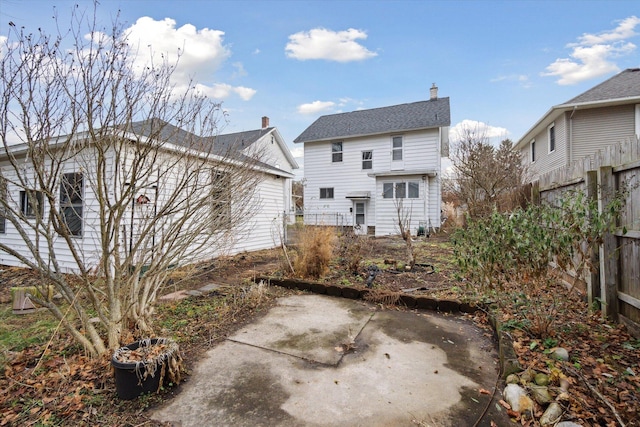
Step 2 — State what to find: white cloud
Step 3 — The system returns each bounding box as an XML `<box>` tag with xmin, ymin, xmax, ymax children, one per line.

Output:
<box><xmin>490</xmin><ymin>74</ymin><xmax>531</xmax><ymax>88</ymax></box>
<box><xmin>450</xmin><ymin>120</ymin><xmax>509</xmax><ymax>145</ymax></box>
<box><xmin>290</xmin><ymin>146</ymin><xmax>304</xmax><ymax>158</ymax></box>
<box><xmin>297</xmin><ymin>100</ymin><xmax>336</xmax><ymax>115</ymax></box>
<box><xmin>122</xmin><ymin>17</ymin><xmax>255</xmax><ymax>100</ymax></box>
<box><xmin>285</xmin><ymin>28</ymin><xmax>377</xmax><ymax>62</ymax></box>
<box><xmin>542</xmin><ymin>16</ymin><xmax>640</xmax><ymax>85</ymax></box>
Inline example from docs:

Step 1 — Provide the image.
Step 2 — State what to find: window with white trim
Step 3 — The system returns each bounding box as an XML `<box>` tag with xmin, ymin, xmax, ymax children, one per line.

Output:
<box><xmin>392</xmin><ymin>136</ymin><xmax>403</xmax><ymax>161</ymax></box>
<box><xmin>408</xmin><ymin>181</ymin><xmax>420</xmax><ymax>198</ymax></box>
<box><xmin>20</xmin><ymin>190</ymin><xmax>43</xmax><ymax>219</ymax></box>
<box><xmin>319</xmin><ymin>187</ymin><xmax>334</xmax><ymax>199</ymax></box>
<box><xmin>211</xmin><ymin>171</ymin><xmax>231</xmax><ymax>229</ymax></box>
<box><xmin>362</xmin><ymin>150</ymin><xmax>372</xmax><ymax>170</ymax></box>
<box><xmin>548</xmin><ymin>123</ymin><xmax>555</xmax><ymax>153</ymax></box>
<box><xmin>383</xmin><ymin>181</ymin><xmax>420</xmax><ymax>199</ymax></box>
<box><xmin>383</xmin><ymin>183</ymin><xmax>393</xmax><ymax>199</ymax></box>
<box><xmin>60</xmin><ymin>172</ymin><xmax>84</xmax><ymax>236</ymax></box>
<box><xmin>530</xmin><ymin>140</ymin><xmax>536</xmax><ymax>163</ymax></box>
<box><xmin>0</xmin><ymin>177</ymin><xmax>6</xmax><ymax>234</ymax></box>
<box><xmin>332</xmin><ymin>142</ymin><xmax>343</xmax><ymax>163</ymax></box>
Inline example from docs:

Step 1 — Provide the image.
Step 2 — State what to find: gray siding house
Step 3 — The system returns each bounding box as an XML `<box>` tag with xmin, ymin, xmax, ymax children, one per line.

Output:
<box><xmin>516</xmin><ymin>68</ymin><xmax>640</xmax><ymax>182</ymax></box>
<box><xmin>295</xmin><ymin>85</ymin><xmax>450</xmax><ymax>236</ymax></box>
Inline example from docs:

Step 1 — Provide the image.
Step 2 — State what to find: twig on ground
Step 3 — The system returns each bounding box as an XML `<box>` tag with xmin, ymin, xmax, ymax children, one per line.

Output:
<box><xmin>565</xmin><ymin>365</ymin><xmax>626</xmax><ymax>427</ymax></box>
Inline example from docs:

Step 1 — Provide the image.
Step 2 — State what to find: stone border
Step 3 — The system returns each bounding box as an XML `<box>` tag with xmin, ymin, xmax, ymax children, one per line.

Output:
<box><xmin>254</xmin><ymin>276</ymin><xmax>521</xmax><ymax>379</ymax></box>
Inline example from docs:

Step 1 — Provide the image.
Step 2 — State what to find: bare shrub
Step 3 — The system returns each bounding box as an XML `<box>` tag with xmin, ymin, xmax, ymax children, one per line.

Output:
<box><xmin>337</xmin><ymin>228</ymin><xmax>373</xmax><ymax>274</ymax></box>
<box><xmin>293</xmin><ymin>226</ymin><xmax>336</xmax><ymax>279</ymax></box>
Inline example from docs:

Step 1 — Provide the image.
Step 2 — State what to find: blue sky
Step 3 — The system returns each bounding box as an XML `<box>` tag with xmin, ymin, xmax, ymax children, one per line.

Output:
<box><xmin>1</xmin><ymin>0</ymin><xmax>639</xmax><ymax>176</ymax></box>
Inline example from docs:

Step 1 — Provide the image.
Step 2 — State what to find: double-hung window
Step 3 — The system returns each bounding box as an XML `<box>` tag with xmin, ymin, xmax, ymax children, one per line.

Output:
<box><xmin>60</xmin><ymin>172</ymin><xmax>83</xmax><ymax>236</ymax></box>
<box><xmin>548</xmin><ymin>124</ymin><xmax>555</xmax><ymax>153</ymax></box>
<box><xmin>332</xmin><ymin>142</ymin><xmax>343</xmax><ymax>163</ymax></box>
<box><xmin>362</xmin><ymin>151</ymin><xmax>373</xmax><ymax>170</ymax></box>
<box><xmin>392</xmin><ymin>136</ymin><xmax>403</xmax><ymax>161</ymax></box>
<box><xmin>319</xmin><ymin>187</ymin><xmax>334</xmax><ymax>199</ymax></box>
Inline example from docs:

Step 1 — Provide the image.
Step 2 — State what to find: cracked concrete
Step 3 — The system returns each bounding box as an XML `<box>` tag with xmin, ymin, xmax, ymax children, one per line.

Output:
<box><xmin>151</xmin><ymin>294</ymin><xmax>511</xmax><ymax>426</ymax></box>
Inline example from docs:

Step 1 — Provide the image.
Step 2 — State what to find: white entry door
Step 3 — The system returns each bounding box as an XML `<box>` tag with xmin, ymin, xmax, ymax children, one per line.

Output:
<box><xmin>354</xmin><ymin>202</ymin><xmax>366</xmax><ymax>235</ymax></box>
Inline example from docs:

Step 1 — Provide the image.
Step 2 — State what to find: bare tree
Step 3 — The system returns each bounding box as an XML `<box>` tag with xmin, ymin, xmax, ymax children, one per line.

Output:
<box><xmin>447</xmin><ymin>123</ymin><xmax>526</xmax><ymax>218</ymax></box>
<box><xmin>394</xmin><ymin>198</ymin><xmax>416</xmax><ymax>270</ymax></box>
<box><xmin>0</xmin><ymin>6</ymin><xmax>264</xmax><ymax>355</ymax></box>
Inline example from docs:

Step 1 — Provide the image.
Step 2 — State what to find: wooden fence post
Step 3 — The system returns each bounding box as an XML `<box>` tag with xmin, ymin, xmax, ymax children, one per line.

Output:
<box><xmin>585</xmin><ymin>170</ymin><xmax>600</xmax><ymax>305</ymax></box>
<box><xmin>597</xmin><ymin>166</ymin><xmax>619</xmax><ymax>321</ymax></box>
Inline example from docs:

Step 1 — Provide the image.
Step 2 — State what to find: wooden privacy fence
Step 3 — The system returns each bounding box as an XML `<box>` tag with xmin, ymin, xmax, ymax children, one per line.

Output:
<box><xmin>533</xmin><ymin>137</ymin><xmax>640</xmax><ymax>335</ymax></box>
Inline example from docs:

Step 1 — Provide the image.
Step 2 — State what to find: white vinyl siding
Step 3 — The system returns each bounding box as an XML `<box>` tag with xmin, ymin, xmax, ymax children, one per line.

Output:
<box><xmin>303</xmin><ymin>128</ymin><xmax>441</xmax><ymax>235</ymax></box>
<box><xmin>0</xmin><ymin>141</ymin><xmax>294</xmax><ymax>272</ymax></box>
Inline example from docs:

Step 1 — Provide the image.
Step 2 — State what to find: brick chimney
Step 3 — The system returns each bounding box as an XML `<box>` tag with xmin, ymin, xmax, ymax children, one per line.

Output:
<box><xmin>261</xmin><ymin>116</ymin><xmax>270</xmax><ymax>128</ymax></box>
<box><xmin>430</xmin><ymin>83</ymin><xmax>438</xmax><ymax>100</ymax></box>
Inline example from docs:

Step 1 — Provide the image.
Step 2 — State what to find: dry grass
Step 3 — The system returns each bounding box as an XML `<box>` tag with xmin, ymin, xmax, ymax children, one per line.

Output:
<box><xmin>293</xmin><ymin>226</ymin><xmax>336</xmax><ymax>279</ymax></box>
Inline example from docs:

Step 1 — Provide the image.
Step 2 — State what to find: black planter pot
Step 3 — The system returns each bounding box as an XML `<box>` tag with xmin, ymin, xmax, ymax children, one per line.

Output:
<box><xmin>112</xmin><ymin>338</ymin><xmax>171</xmax><ymax>400</ymax></box>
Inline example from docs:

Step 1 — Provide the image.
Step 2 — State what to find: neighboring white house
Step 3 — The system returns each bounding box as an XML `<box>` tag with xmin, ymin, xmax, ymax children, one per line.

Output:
<box><xmin>294</xmin><ymin>85</ymin><xmax>450</xmax><ymax>236</ymax></box>
<box><xmin>516</xmin><ymin>68</ymin><xmax>640</xmax><ymax>182</ymax></box>
<box><xmin>0</xmin><ymin>117</ymin><xmax>298</xmax><ymax>272</ymax></box>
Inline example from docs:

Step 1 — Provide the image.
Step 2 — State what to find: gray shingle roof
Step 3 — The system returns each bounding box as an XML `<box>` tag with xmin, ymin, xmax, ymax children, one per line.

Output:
<box><xmin>126</xmin><ymin>119</ymin><xmax>290</xmax><ymax>176</ymax></box>
<box><xmin>564</xmin><ymin>68</ymin><xmax>640</xmax><ymax>105</ymax></box>
<box><xmin>293</xmin><ymin>98</ymin><xmax>450</xmax><ymax>143</ymax></box>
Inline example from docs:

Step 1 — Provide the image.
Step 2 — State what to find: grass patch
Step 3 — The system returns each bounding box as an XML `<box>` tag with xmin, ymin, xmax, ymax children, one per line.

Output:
<box><xmin>0</xmin><ymin>306</ymin><xmax>58</xmax><ymax>367</ymax></box>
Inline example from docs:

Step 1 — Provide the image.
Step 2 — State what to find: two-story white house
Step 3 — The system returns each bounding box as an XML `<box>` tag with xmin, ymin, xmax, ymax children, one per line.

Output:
<box><xmin>294</xmin><ymin>85</ymin><xmax>450</xmax><ymax>236</ymax></box>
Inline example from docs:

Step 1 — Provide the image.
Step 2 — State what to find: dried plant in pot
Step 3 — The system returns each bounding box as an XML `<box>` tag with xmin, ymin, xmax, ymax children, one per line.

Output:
<box><xmin>111</xmin><ymin>337</ymin><xmax>185</xmax><ymax>400</ymax></box>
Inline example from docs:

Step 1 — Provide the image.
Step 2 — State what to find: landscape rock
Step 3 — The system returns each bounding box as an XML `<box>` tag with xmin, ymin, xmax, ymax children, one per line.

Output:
<box><xmin>534</xmin><ymin>372</ymin><xmax>550</xmax><ymax>386</ymax></box>
<box><xmin>503</xmin><ymin>384</ymin><xmax>534</xmax><ymax>415</ymax></box>
<box><xmin>505</xmin><ymin>374</ymin><xmax>519</xmax><ymax>384</ymax></box>
<box><xmin>520</xmin><ymin>368</ymin><xmax>536</xmax><ymax>383</ymax></box>
<box><xmin>556</xmin><ymin>422</ymin><xmax>582</xmax><ymax>427</ymax></box>
<box><xmin>551</xmin><ymin>347</ymin><xmax>569</xmax><ymax>361</ymax></box>
<box><xmin>529</xmin><ymin>385</ymin><xmax>552</xmax><ymax>405</ymax></box>
<box><xmin>539</xmin><ymin>402</ymin><xmax>563</xmax><ymax>426</ymax></box>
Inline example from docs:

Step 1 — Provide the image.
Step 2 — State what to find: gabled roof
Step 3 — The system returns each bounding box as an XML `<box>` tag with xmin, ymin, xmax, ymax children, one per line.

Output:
<box><xmin>516</xmin><ymin>68</ymin><xmax>640</xmax><ymax>150</ymax></box>
<box><xmin>127</xmin><ymin>119</ymin><xmax>296</xmax><ymax>177</ymax></box>
<box><xmin>293</xmin><ymin>98</ymin><xmax>450</xmax><ymax>144</ymax></box>
<box><xmin>564</xmin><ymin>68</ymin><xmax>640</xmax><ymax>104</ymax></box>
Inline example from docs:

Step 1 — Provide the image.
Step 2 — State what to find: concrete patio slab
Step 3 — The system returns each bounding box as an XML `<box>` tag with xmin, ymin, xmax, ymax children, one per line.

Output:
<box><xmin>151</xmin><ymin>294</ymin><xmax>511</xmax><ymax>426</ymax></box>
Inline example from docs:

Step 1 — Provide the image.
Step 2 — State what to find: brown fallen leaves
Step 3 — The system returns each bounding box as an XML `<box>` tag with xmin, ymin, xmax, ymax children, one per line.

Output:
<box><xmin>498</xmin><ymin>279</ymin><xmax>640</xmax><ymax>426</ymax></box>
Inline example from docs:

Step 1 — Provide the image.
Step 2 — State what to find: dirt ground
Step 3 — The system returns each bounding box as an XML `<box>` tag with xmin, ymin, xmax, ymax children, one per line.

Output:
<box><xmin>1</xmin><ymin>233</ymin><xmax>638</xmax><ymax>426</ymax></box>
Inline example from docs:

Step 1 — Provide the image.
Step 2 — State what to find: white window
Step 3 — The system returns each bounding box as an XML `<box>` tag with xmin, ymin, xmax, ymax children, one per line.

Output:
<box><xmin>548</xmin><ymin>123</ymin><xmax>555</xmax><ymax>153</ymax></box>
<box><xmin>319</xmin><ymin>187</ymin><xmax>334</xmax><ymax>199</ymax></box>
<box><xmin>20</xmin><ymin>190</ymin><xmax>43</xmax><ymax>219</ymax></box>
<box><xmin>383</xmin><ymin>181</ymin><xmax>420</xmax><ymax>199</ymax></box>
<box><xmin>362</xmin><ymin>150</ymin><xmax>372</xmax><ymax>170</ymax></box>
<box><xmin>530</xmin><ymin>140</ymin><xmax>536</xmax><ymax>163</ymax></box>
<box><xmin>60</xmin><ymin>172</ymin><xmax>83</xmax><ymax>236</ymax></box>
<box><xmin>383</xmin><ymin>183</ymin><xmax>393</xmax><ymax>199</ymax></box>
<box><xmin>332</xmin><ymin>142</ymin><xmax>343</xmax><ymax>163</ymax></box>
<box><xmin>211</xmin><ymin>171</ymin><xmax>231</xmax><ymax>229</ymax></box>
<box><xmin>0</xmin><ymin>177</ymin><xmax>5</xmax><ymax>234</ymax></box>
<box><xmin>392</xmin><ymin>136</ymin><xmax>403</xmax><ymax>161</ymax></box>
<box><xmin>408</xmin><ymin>182</ymin><xmax>420</xmax><ymax>198</ymax></box>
